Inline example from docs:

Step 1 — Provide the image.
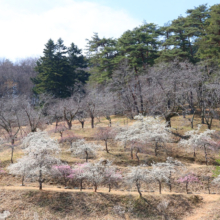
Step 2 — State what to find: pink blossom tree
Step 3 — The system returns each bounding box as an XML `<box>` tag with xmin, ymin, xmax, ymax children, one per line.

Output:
<box><xmin>177</xmin><ymin>173</ymin><xmax>199</xmax><ymax>194</ymax></box>
<box><xmin>59</xmin><ymin>131</ymin><xmax>80</xmax><ymax>146</ymax></box>
<box><xmin>95</xmin><ymin>127</ymin><xmax>116</xmax><ymax>153</ymax></box>
<box><xmin>52</xmin><ymin>165</ymin><xmax>73</xmax><ymax>187</ymax></box>
<box><xmin>68</xmin><ymin>163</ymin><xmax>89</xmax><ymax>191</ymax></box>
<box><xmin>104</xmin><ymin>166</ymin><xmax>122</xmax><ymax>192</ymax></box>
<box><xmin>54</xmin><ymin>123</ymin><xmax>68</xmax><ymax>138</ymax></box>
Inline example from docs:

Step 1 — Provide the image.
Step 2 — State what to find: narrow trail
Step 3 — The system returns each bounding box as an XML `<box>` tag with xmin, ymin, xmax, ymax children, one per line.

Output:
<box><xmin>183</xmin><ymin>194</ymin><xmax>220</xmax><ymax>220</ymax></box>
<box><xmin>1</xmin><ymin>185</ymin><xmax>220</xmax><ymax>197</ymax></box>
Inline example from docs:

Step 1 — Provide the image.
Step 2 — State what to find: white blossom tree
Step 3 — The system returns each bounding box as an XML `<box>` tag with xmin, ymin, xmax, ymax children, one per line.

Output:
<box><xmin>69</xmin><ymin>163</ymin><xmax>90</xmax><ymax>191</ymax></box>
<box><xmin>153</xmin><ymin>157</ymin><xmax>184</xmax><ymax>192</ymax></box>
<box><xmin>83</xmin><ymin>159</ymin><xmax>110</xmax><ymax>192</ymax></box>
<box><xmin>7</xmin><ymin>156</ymin><xmax>33</xmax><ymax>186</ymax></box>
<box><xmin>116</xmin><ymin>114</ymin><xmax>173</xmax><ymax>157</ymax></box>
<box><xmin>70</xmin><ymin>139</ymin><xmax>101</xmax><ymax>162</ymax></box>
<box><xmin>150</xmin><ymin>163</ymin><xmax>169</xmax><ymax>194</ymax></box>
<box><xmin>16</xmin><ymin>131</ymin><xmax>61</xmax><ymax>190</ymax></box>
<box><xmin>179</xmin><ymin>125</ymin><xmax>218</xmax><ymax>165</ymax></box>
<box><xmin>126</xmin><ymin>165</ymin><xmax>149</xmax><ymax>197</ymax></box>
<box><xmin>95</xmin><ymin>127</ymin><xmax>116</xmax><ymax>153</ymax></box>
<box><xmin>103</xmin><ymin>162</ymin><xmax>122</xmax><ymax>192</ymax></box>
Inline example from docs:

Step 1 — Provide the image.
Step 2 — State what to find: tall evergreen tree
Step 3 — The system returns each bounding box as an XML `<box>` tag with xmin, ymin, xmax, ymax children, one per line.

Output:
<box><xmin>86</xmin><ymin>33</ymin><xmax>118</xmax><ymax>83</ymax></box>
<box><xmin>32</xmin><ymin>38</ymin><xmax>89</xmax><ymax>98</ymax></box>
<box><xmin>117</xmin><ymin>23</ymin><xmax>161</xmax><ymax>73</ymax></box>
<box><xmin>197</xmin><ymin>4</ymin><xmax>220</xmax><ymax>67</ymax></box>
<box><xmin>158</xmin><ymin>5</ymin><xmax>210</xmax><ymax>63</ymax></box>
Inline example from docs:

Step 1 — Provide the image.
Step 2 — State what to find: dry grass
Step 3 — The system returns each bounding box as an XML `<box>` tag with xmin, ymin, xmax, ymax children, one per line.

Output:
<box><xmin>0</xmin><ymin>189</ymin><xmax>198</xmax><ymax>220</ymax></box>
<box><xmin>1</xmin><ymin>114</ymin><xmax>220</xmax><ymax>219</ymax></box>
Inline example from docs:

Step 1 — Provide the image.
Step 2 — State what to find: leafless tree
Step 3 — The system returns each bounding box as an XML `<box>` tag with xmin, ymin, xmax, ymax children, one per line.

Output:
<box><xmin>94</xmin><ymin>127</ymin><xmax>116</xmax><ymax>153</ymax></box>
<box><xmin>0</xmin><ymin>96</ymin><xmax>23</xmax><ymax>163</ymax></box>
<box><xmin>84</xmin><ymin>88</ymin><xmax>101</xmax><ymax>128</ymax></box>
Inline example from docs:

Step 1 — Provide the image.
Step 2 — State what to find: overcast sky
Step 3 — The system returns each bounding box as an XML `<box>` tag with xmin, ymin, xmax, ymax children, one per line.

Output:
<box><xmin>0</xmin><ymin>0</ymin><xmax>219</xmax><ymax>61</ymax></box>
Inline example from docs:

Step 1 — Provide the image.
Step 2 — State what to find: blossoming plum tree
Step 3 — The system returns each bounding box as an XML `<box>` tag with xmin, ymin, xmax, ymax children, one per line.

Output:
<box><xmin>70</xmin><ymin>139</ymin><xmax>101</xmax><ymax>162</ymax></box>
<box><xmin>52</xmin><ymin>165</ymin><xmax>73</xmax><ymax>187</ymax></box>
<box><xmin>12</xmin><ymin>131</ymin><xmax>61</xmax><ymax>190</ymax></box>
<box><xmin>177</xmin><ymin>173</ymin><xmax>199</xmax><ymax>194</ymax></box>
<box><xmin>179</xmin><ymin>125</ymin><xmax>218</xmax><ymax>165</ymax></box>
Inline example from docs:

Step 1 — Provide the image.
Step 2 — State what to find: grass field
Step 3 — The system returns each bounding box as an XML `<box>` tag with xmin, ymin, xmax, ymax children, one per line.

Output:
<box><xmin>1</xmin><ymin>114</ymin><xmax>220</xmax><ymax>219</ymax></box>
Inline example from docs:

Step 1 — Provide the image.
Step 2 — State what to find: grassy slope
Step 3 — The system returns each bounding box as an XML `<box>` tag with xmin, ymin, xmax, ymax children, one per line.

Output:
<box><xmin>0</xmin><ymin>114</ymin><xmax>220</xmax><ymax>219</ymax></box>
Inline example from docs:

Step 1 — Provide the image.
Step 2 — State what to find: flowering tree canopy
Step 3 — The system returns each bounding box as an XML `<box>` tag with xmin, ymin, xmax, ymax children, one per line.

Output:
<box><xmin>179</xmin><ymin>125</ymin><xmax>218</xmax><ymax>164</ymax></box>
<box><xmin>150</xmin><ymin>163</ymin><xmax>170</xmax><ymax>194</ymax></box>
<box><xmin>70</xmin><ymin>139</ymin><xmax>101</xmax><ymax>162</ymax></box>
<box><xmin>14</xmin><ymin>131</ymin><xmax>61</xmax><ymax>190</ymax></box>
<box><xmin>153</xmin><ymin>157</ymin><xmax>185</xmax><ymax>192</ymax></box>
<box><xmin>52</xmin><ymin>165</ymin><xmax>73</xmax><ymax>187</ymax></box>
<box><xmin>116</xmin><ymin>114</ymin><xmax>173</xmax><ymax>156</ymax></box>
<box><xmin>177</xmin><ymin>173</ymin><xmax>199</xmax><ymax>194</ymax></box>
<box><xmin>7</xmin><ymin>156</ymin><xmax>33</xmax><ymax>186</ymax></box>
<box><xmin>126</xmin><ymin>165</ymin><xmax>149</xmax><ymax>197</ymax></box>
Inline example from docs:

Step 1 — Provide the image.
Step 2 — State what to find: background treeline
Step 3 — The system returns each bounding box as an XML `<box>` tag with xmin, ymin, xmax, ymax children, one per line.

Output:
<box><xmin>0</xmin><ymin>3</ymin><xmax>220</xmax><ymax>131</ymax></box>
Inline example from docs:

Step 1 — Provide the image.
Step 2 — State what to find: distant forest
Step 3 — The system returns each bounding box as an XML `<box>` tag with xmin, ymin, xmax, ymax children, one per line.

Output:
<box><xmin>0</xmin><ymin>3</ymin><xmax>219</xmax><ymax>132</ymax></box>
<box><xmin>0</xmin><ymin>3</ymin><xmax>219</xmax><ymax>98</ymax></box>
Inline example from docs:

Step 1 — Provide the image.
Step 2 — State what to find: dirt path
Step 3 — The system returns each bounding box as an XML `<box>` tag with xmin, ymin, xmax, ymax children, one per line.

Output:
<box><xmin>0</xmin><ymin>185</ymin><xmax>176</xmax><ymax>196</ymax></box>
<box><xmin>182</xmin><ymin>194</ymin><xmax>220</xmax><ymax>220</ymax></box>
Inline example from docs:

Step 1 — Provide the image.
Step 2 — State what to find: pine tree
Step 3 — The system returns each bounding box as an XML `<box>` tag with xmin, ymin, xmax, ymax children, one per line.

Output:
<box><xmin>158</xmin><ymin>5</ymin><xmax>210</xmax><ymax>63</ymax></box>
<box><xmin>117</xmin><ymin>23</ymin><xmax>161</xmax><ymax>72</ymax></box>
<box><xmin>86</xmin><ymin>33</ymin><xmax>118</xmax><ymax>83</ymax></box>
<box><xmin>197</xmin><ymin>4</ymin><xmax>220</xmax><ymax>67</ymax></box>
<box><xmin>32</xmin><ymin>38</ymin><xmax>89</xmax><ymax>98</ymax></box>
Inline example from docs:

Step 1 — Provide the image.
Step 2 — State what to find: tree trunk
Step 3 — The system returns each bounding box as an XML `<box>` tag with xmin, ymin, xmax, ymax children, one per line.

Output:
<box><xmin>207</xmin><ymin>117</ymin><xmax>213</xmax><ymax>130</ymax></box>
<box><xmin>67</xmin><ymin>121</ymin><xmax>72</xmax><ymax>130</ymax></box>
<box><xmin>85</xmin><ymin>151</ymin><xmax>89</xmax><ymax>162</ymax></box>
<box><xmin>204</xmin><ymin>144</ymin><xmax>208</xmax><ymax>166</ymax></box>
<box><xmin>193</xmin><ymin>148</ymin><xmax>196</xmax><ymax>158</ymax></box>
<box><xmin>159</xmin><ymin>181</ymin><xmax>162</xmax><ymax>194</ymax></box>
<box><xmin>136</xmin><ymin>148</ymin><xmax>140</xmax><ymax>164</ymax></box>
<box><xmin>165</xmin><ymin>117</ymin><xmax>171</xmax><ymax>127</ymax></box>
<box><xmin>207</xmin><ymin>177</ymin><xmax>210</xmax><ymax>194</ymax></box>
<box><xmin>39</xmin><ymin>169</ymin><xmax>43</xmax><ymax>190</ymax></box>
<box><xmin>155</xmin><ymin>142</ymin><xmax>158</xmax><ymax>156</ymax></box>
<box><xmin>109</xmin><ymin>118</ymin><xmax>111</xmax><ymax>127</ymax></box>
<box><xmin>169</xmin><ymin>171</ymin><xmax>172</xmax><ymax>192</ymax></box>
<box><xmin>131</xmin><ymin>147</ymin><xmax>133</xmax><ymax>159</ymax></box>
<box><xmin>11</xmin><ymin>147</ymin><xmax>14</xmax><ymax>163</ymax></box>
<box><xmin>136</xmin><ymin>181</ymin><xmax>142</xmax><ymax>197</ymax></box>
<box><xmin>105</xmin><ymin>141</ymin><xmax>109</xmax><ymax>153</ymax></box>
<box><xmin>94</xmin><ymin>184</ymin><xmax>97</xmax><ymax>192</ymax></box>
<box><xmin>190</xmin><ymin>111</ymin><xmax>195</xmax><ymax>129</ymax></box>
<box><xmin>91</xmin><ymin>116</ymin><xmax>94</xmax><ymax>128</ymax></box>
<box><xmin>80</xmin><ymin>121</ymin><xmax>84</xmax><ymax>129</ymax></box>
<box><xmin>55</xmin><ymin>118</ymin><xmax>59</xmax><ymax>131</ymax></box>
<box><xmin>109</xmin><ymin>184</ymin><xmax>111</xmax><ymax>192</ymax></box>
<box><xmin>186</xmin><ymin>182</ymin><xmax>188</xmax><ymax>194</ymax></box>
<box><xmin>22</xmin><ymin>176</ymin><xmax>25</xmax><ymax>186</ymax></box>
<box><xmin>80</xmin><ymin>179</ymin><xmax>83</xmax><ymax>191</ymax></box>
<box><xmin>201</xmin><ymin>102</ymin><xmax>205</xmax><ymax>124</ymax></box>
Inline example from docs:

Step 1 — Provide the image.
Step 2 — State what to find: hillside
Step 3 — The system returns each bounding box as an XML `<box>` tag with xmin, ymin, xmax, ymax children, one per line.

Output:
<box><xmin>0</xmin><ymin>115</ymin><xmax>220</xmax><ymax>220</ymax></box>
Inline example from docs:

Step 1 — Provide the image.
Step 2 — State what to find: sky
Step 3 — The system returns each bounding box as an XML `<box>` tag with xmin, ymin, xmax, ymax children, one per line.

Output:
<box><xmin>0</xmin><ymin>0</ymin><xmax>219</xmax><ymax>61</ymax></box>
